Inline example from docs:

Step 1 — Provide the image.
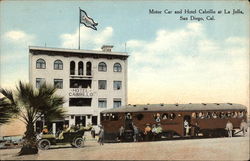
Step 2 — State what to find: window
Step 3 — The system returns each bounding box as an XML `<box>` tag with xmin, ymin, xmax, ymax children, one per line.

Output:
<box><xmin>36</xmin><ymin>78</ymin><xmax>45</xmax><ymax>88</ymax></box>
<box><xmin>98</xmin><ymin>62</ymin><xmax>107</xmax><ymax>72</ymax></box>
<box><xmin>92</xmin><ymin>116</ymin><xmax>98</xmax><ymax>125</ymax></box>
<box><xmin>36</xmin><ymin>59</ymin><xmax>46</xmax><ymax>69</ymax></box>
<box><xmin>98</xmin><ymin>98</ymin><xmax>107</xmax><ymax>108</ymax></box>
<box><xmin>78</xmin><ymin>61</ymin><xmax>83</xmax><ymax>75</ymax></box>
<box><xmin>136</xmin><ymin>113</ymin><xmax>144</xmax><ymax>120</ymax></box>
<box><xmin>98</xmin><ymin>80</ymin><xmax>107</xmax><ymax>90</ymax></box>
<box><xmin>113</xmin><ymin>81</ymin><xmax>122</xmax><ymax>90</ymax></box>
<box><xmin>70</xmin><ymin>61</ymin><xmax>75</xmax><ymax>75</ymax></box>
<box><xmin>86</xmin><ymin>62</ymin><xmax>92</xmax><ymax>75</ymax></box>
<box><xmin>54</xmin><ymin>60</ymin><xmax>63</xmax><ymax>70</ymax></box>
<box><xmin>153</xmin><ymin>113</ymin><xmax>161</xmax><ymax>122</ymax></box>
<box><xmin>110</xmin><ymin>113</ymin><xmax>119</xmax><ymax>121</ymax></box>
<box><xmin>69</xmin><ymin>98</ymin><xmax>92</xmax><ymax>106</ymax></box>
<box><xmin>113</xmin><ymin>98</ymin><xmax>121</xmax><ymax>108</ymax></box>
<box><xmin>191</xmin><ymin>112</ymin><xmax>196</xmax><ymax>119</ymax></box>
<box><xmin>162</xmin><ymin>113</ymin><xmax>168</xmax><ymax>120</ymax></box>
<box><xmin>113</xmin><ymin>63</ymin><xmax>122</xmax><ymax>72</ymax></box>
<box><xmin>169</xmin><ymin>113</ymin><xmax>176</xmax><ymax>120</ymax></box>
<box><xmin>54</xmin><ymin>79</ymin><xmax>63</xmax><ymax>89</ymax></box>
<box><xmin>70</xmin><ymin>79</ymin><xmax>92</xmax><ymax>88</ymax></box>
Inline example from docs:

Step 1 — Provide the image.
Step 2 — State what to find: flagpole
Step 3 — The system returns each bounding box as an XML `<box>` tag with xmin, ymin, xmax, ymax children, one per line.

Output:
<box><xmin>78</xmin><ymin>7</ymin><xmax>81</xmax><ymax>50</ymax></box>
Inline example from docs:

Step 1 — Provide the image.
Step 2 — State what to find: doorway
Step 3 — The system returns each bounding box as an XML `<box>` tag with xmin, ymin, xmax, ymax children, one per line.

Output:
<box><xmin>75</xmin><ymin>115</ymin><xmax>86</xmax><ymax>127</ymax></box>
<box><xmin>183</xmin><ymin>115</ymin><xmax>191</xmax><ymax>136</ymax></box>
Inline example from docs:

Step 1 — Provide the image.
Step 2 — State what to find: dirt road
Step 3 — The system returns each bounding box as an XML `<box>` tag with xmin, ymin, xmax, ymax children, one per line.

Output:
<box><xmin>1</xmin><ymin>135</ymin><xmax>249</xmax><ymax>160</ymax></box>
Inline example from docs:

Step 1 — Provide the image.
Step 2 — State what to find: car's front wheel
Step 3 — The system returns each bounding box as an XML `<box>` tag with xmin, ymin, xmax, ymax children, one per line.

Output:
<box><xmin>38</xmin><ymin>139</ymin><xmax>51</xmax><ymax>150</ymax></box>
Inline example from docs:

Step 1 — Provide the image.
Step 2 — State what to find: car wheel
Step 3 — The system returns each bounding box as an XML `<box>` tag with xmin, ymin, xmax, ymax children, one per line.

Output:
<box><xmin>38</xmin><ymin>139</ymin><xmax>50</xmax><ymax>150</ymax></box>
<box><xmin>74</xmin><ymin>137</ymin><xmax>84</xmax><ymax>148</ymax></box>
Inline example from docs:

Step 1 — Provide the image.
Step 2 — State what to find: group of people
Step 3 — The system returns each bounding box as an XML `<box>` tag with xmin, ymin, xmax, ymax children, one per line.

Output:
<box><xmin>118</xmin><ymin>123</ymin><xmax>163</xmax><ymax>142</ymax></box>
<box><xmin>226</xmin><ymin>119</ymin><xmax>248</xmax><ymax>137</ymax></box>
<box><xmin>192</xmin><ymin>111</ymin><xmax>244</xmax><ymax>119</ymax></box>
<box><xmin>183</xmin><ymin>120</ymin><xmax>200</xmax><ymax>136</ymax></box>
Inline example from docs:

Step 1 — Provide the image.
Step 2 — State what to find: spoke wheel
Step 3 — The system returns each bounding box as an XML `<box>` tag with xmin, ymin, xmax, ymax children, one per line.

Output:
<box><xmin>74</xmin><ymin>137</ymin><xmax>84</xmax><ymax>148</ymax></box>
<box><xmin>38</xmin><ymin>139</ymin><xmax>50</xmax><ymax>150</ymax></box>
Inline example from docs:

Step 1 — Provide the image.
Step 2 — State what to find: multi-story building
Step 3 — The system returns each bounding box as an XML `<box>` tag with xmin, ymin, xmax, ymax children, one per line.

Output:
<box><xmin>29</xmin><ymin>45</ymin><xmax>128</xmax><ymax>132</ymax></box>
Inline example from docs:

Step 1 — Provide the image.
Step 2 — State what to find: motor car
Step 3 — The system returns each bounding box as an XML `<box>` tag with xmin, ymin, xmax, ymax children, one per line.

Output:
<box><xmin>37</xmin><ymin>126</ymin><xmax>91</xmax><ymax>150</ymax></box>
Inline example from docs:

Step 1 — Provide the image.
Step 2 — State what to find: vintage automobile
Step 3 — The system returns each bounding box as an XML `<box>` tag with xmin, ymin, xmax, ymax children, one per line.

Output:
<box><xmin>37</xmin><ymin>126</ymin><xmax>92</xmax><ymax>150</ymax></box>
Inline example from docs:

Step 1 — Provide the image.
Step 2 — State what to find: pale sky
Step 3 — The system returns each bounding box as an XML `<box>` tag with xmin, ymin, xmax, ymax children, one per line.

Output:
<box><xmin>0</xmin><ymin>1</ymin><xmax>249</xmax><ymax>108</ymax></box>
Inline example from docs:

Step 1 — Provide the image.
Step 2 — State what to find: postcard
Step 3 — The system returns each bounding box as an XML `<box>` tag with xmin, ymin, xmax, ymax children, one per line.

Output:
<box><xmin>0</xmin><ymin>0</ymin><xmax>249</xmax><ymax>160</ymax></box>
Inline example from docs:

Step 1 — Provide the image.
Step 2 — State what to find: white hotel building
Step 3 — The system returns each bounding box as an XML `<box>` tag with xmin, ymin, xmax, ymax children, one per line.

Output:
<box><xmin>29</xmin><ymin>45</ymin><xmax>128</xmax><ymax>132</ymax></box>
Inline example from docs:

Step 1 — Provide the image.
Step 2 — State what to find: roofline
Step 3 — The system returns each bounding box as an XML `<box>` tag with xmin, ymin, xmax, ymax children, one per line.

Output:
<box><xmin>101</xmin><ymin>103</ymin><xmax>247</xmax><ymax>113</ymax></box>
<box><xmin>29</xmin><ymin>46</ymin><xmax>129</xmax><ymax>58</ymax></box>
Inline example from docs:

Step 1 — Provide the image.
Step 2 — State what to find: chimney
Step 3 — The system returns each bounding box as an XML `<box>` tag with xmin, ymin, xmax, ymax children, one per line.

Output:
<box><xmin>101</xmin><ymin>45</ymin><xmax>113</xmax><ymax>52</ymax></box>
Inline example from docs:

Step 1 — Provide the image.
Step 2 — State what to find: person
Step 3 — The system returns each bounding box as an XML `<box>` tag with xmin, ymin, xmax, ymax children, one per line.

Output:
<box><xmin>240</xmin><ymin>119</ymin><xmax>248</xmax><ymax>136</ymax></box>
<box><xmin>193</xmin><ymin>122</ymin><xmax>200</xmax><ymax>137</ymax></box>
<box><xmin>156</xmin><ymin>124</ymin><xmax>163</xmax><ymax>140</ymax></box>
<box><xmin>151</xmin><ymin>124</ymin><xmax>157</xmax><ymax>140</ymax></box>
<box><xmin>42</xmin><ymin>125</ymin><xmax>49</xmax><ymax>134</ymax></box>
<box><xmin>144</xmin><ymin>124</ymin><xmax>152</xmax><ymax>141</ymax></box>
<box><xmin>191</xmin><ymin>112</ymin><xmax>196</xmax><ymax>119</ymax></box>
<box><xmin>69</xmin><ymin>125</ymin><xmax>76</xmax><ymax>132</ymax></box>
<box><xmin>98</xmin><ymin>125</ymin><xmax>104</xmax><ymax>145</ymax></box>
<box><xmin>126</xmin><ymin>113</ymin><xmax>132</xmax><ymax>120</ymax></box>
<box><xmin>225</xmin><ymin>120</ymin><xmax>233</xmax><ymax>137</ymax></box>
<box><xmin>155</xmin><ymin>113</ymin><xmax>161</xmax><ymax>122</ymax></box>
<box><xmin>162</xmin><ymin>114</ymin><xmax>168</xmax><ymax>120</ymax></box>
<box><xmin>58</xmin><ymin>124</ymin><xmax>70</xmax><ymax>139</ymax></box>
<box><xmin>232</xmin><ymin>112</ymin><xmax>237</xmax><ymax>118</ymax></box>
<box><xmin>198</xmin><ymin>112</ymin><xmax>204</xmax><ymax>119</ymax></box>
<box><xmin>212</xmin><ymin>112</ymin><xmax>217</xmax><ymax>119</ymax></box>
<box><xmin>184</xmin><ymin>120</ymin><xmax>190</xmax><ymax>136</ymax></box>
<box><xmin>238</xmin><ymin>111</ymin><xmax>244</xmax><ymax>118</ymax></box>
<box><xmin>91</xmin><ymin>127</ymin><xmax>96</xmax><ymax>138</ymax></box>
<box><xmin>75</xmin><ymin>124</ymin><xmax>80</xmax><ymax>131</ymax></box>
<box><xmin>119</xmin><ymin>126</ymin><xmax>125</xmax><ymax>141</ymax></box>
<box><xmin>170</xmin><ymin>113</ymin><xmax>175</xmax><ymax>120</ymax></box>
<box><xmin>132</xmin><ymin>124</ymin><xmax>139</xmax><ymax>142</ymax></box>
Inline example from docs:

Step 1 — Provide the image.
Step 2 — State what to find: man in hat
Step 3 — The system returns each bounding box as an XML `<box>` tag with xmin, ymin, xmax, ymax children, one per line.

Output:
<box><xmin>225</xmin><ymin>120</ymin><xmax>233</xmax><ymax>137</ymax></box>
<box><xmin>119</xmin><ymin>126</ymin><xmax>125</xmax><ymax>141</ymax></box>
<box><xmin>240</xmin><ymin>119</ymin><xmax>248</xmax><ymax>136</ymax></box>
<box><xmin>98</xmin><ymin>125</ymin><xmax>104</xmax><ymax>145</ymax></box>
<box><xmin>42</xmin><ymin>125</ymin><xmax>48</xmax><ymax>134</ymax></box>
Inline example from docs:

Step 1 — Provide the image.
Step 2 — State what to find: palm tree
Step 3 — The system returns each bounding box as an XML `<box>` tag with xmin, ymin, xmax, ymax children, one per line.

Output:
<box><xmin>0</xmin><ymin>97</ymin><xmax>18</xmax><ymax>125</ymax></box>
<box><xmin>0</xmin><ymin>81</ymin><xmax>66</xmax><ymax>155</ymax></box>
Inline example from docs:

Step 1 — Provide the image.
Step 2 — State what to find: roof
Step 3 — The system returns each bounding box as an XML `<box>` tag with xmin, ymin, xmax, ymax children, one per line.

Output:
<box><xmin>101</xmin><ymin>103</ymin><xmax>247</xmax><ymax>113</ymax></box>
<box><xmin>29</xmin><ymin>46</ymin><xmax>129</xmax><ymax>59</ymax></box>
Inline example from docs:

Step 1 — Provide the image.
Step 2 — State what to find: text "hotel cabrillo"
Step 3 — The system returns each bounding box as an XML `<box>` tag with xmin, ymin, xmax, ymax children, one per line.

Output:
<box><xmin>69</xmin><ymin>88</ymin><xmax>94</xmax><ymax>97</ymax></box>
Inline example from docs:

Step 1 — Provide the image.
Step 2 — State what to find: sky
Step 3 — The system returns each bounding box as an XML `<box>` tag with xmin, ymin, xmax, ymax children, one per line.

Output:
<box><xmin>0</xmin><ymin>0</ymin><xmax>249</xmax><ymax>108</ymax></box>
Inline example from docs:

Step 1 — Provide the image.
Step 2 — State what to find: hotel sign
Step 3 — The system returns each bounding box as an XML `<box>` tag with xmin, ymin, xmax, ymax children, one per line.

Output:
<box><xmin>69</xmin><ymin>88</ymin><xmax>94</xmax><ymax>97</ymax></box>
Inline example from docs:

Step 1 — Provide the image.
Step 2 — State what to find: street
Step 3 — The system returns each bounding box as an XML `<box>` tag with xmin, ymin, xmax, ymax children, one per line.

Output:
<box><xmin>0</xmin><ymin>133</ymin><xmax>249</xmax><ymax>160</ymax></box>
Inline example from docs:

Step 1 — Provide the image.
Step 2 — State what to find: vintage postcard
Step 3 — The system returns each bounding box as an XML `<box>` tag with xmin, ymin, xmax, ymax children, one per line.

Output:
<box><xmin>0</xmin><ymin>0</ymin><xmax>249</xmax><ymax>160</ymax></box>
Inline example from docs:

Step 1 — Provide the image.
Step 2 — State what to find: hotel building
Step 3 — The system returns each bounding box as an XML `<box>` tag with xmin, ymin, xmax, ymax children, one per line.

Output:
<box><xmin>29</xmin><ymin>45</ymin><xmax>128</xmax><ymax>132</ymax></box>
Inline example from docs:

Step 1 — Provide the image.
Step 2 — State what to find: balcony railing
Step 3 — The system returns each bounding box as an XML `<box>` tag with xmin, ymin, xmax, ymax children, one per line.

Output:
<box><xmin>70</xmin><ymin>70</ymin><xmax>93</xmax><ymax>78</ymax></box>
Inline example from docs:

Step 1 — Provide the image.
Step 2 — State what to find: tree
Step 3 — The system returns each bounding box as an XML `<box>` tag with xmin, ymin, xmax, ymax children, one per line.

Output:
<box><xmin>0</xmin><ymin>81</ymin><xmax>66</xmax><ymax>155</ymax></box>
<box><xmin>0</xmin><ymin>97</ymin><xmax>19</xmax><ymax>125</ymax></box>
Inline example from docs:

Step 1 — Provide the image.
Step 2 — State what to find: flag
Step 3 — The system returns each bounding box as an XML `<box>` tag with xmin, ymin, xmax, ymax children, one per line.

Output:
<box><xmin>80</xmin><ymin>9</ymin><xmax>98</xmax><ymax>30</ymax></box>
